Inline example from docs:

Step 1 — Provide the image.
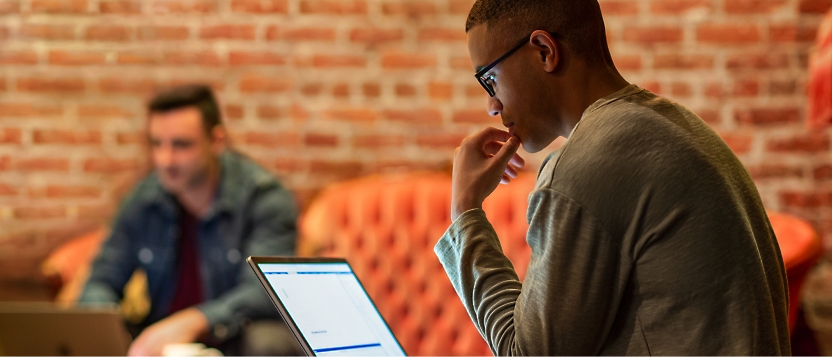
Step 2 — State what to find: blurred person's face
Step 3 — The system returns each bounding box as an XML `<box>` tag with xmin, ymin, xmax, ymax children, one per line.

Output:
<box><xmin>148</xmin><ymin>107</ymin><xmax>223</xmax><ymax>194</ymax></box>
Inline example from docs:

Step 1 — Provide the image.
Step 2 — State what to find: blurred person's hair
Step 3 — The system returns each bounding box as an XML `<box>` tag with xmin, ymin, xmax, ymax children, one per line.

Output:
<box><xmin>148</xmin><ymin>84</ymin><xmax>221</xmax><ymax>136</ymax></box>
<box><xmin>465</xmin><ymin>0</ymin><xmax>612</xmax><ymax>65</ymax></box>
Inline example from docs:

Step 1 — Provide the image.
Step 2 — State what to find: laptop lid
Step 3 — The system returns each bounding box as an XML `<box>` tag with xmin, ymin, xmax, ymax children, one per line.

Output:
<box><xmin>0</xmin><ymin>302</ymin><xmax>131</xmax><ymax>356</ymax></box>
<box><xmin>248</xmin><ymin>256</ymin><xmax>407</xmax><ymax>356</ymax></box>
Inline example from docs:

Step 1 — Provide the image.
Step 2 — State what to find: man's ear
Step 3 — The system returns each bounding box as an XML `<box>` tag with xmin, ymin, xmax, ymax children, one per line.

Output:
<box><xmin>530</xmin><ymin>30</ymin><xmax>559</xmax><ymax>73</ymax></box>
<box><xmin>210</xmin><ymin>124</ymin><xmax>226</xmax><ymax>154</ymax></box>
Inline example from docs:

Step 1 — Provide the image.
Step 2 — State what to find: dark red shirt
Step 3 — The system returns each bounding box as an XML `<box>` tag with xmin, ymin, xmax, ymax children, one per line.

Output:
<box><xmin>167</xmin><ymin>205</ymin><xmax>204</xmax><ymax>314</ymax></box>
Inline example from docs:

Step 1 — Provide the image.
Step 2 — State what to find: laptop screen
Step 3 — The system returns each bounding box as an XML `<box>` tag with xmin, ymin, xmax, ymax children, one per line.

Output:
<box><xmin>257</xmin><ymin>261</ymin><xmax>406</xmax><ymax>356</ymax></box>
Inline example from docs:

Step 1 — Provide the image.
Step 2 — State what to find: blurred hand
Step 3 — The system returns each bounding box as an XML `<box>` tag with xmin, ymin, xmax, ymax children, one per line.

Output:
<box><xmin>127</xmin><ymin>308</ymin><xmax>209</xmax><ymax>356</ymax></box>
<box><xmin>451</xmin><ymin>127</ymin><xmax>524</xmax><ymax>221</ymax></box>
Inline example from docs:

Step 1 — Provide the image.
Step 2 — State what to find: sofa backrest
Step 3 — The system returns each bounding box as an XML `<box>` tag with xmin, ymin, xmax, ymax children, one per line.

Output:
<box><xmin>299</xmin><ymin>172</ymin><xmax>536</xmax><ymax>356</ymax></box>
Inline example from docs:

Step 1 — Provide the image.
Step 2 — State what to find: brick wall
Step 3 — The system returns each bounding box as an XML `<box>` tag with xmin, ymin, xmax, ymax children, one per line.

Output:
<box><xmin>0</xmin><ymin>0</ymin><xmax>830</xmax><ymax>282</ymax></box>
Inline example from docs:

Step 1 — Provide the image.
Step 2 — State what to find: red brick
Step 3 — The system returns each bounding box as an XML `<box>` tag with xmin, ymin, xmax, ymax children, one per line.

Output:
<box><xmin>300</xmin><ymin>0</ymin><xmax>367</xmax><ymax>14</ymax></box>
<box><xmin>0</xmin><ymin>26</ymin><xmax>7</xmax><ymax>40</ymax></box>
<box><xmin>0</xmin><ymin>0</ymin><xmax>20</xmax><ymax>13</ymax></box>
<box><xmin>78</xmin><ymin>105</ymin><xmax>132</xmax><ymax>119</ymax></box>
<box><xmin>98</xmin><ymin>78</ymin><xmax>157</xmax><ymax>93</ymax></box>
<box><xmin>452</xmin><ymin>110</ymin><xmax>492</xmax><ymax>123</ymax></box>
<box><xmin>382</xmin><ymin>1</ymin><xmax>436</xmax><ymax>16</ymax></box>
<box><xmin>230</xmin><ymin>0</ymin><xmax>287</xmax><ymax>13</ymax></box>
<box><xmin>718</xmin><ymin>132</ymin><xmax>753</xmax><ymax>154</ymax></box>
<box><xmin>0</xmin><ymin>128</ymin><xmax>21</xmax><ymax>144</ymax></box>
<box><xmin>641</xmin><ymin>81</ymin><xmax>662</xmax><ymax>94</ymax></box>
<box><xmin>0</xmin><ymin>182</ymin><xmax>17</xmax><ymax>196</ymax></box>
<box><xmin>799</xmin><ymin>0</ymin><xmax>832</xmax><ymax>13</ymax></box>
<box><xmin>363</xmin><ymin>83</ymin><xmax>381</xmax><ymax>97</ymax></box>
<box><xmin>747</xmin><ymin>165</ymin><xmax>804</xmax><ymax>179</ymax></box>
<box><xmin>697</xmin><ymin>24</ymin><xmax>760</xmax><ymax>44</ymax></box>
<box><xmin>766</xmin><ymin>134</ymin><xmax>830</xmax><ymax>152</ymax></box>
<box><xmin>451</xmin><ymin>56</ymin><xmax>473</xmax><ymax>70</ymax></box>
<box><xmin>653</xmin><ymin>54</ymin><xmax>714</xmax><ymax>69</ymax></box>
<box><xmin>382</xmin><ymin>109</ymin><xmax>442</xmax><ymax>125</ymax></box>
<box><xmin>83</xmin><ymin>158</ymin><xmax>139</xmax><ymax>173</ymax></box>
<box><xmin>301</xmin><ymin>83</ymin><xmax>323</xmax><ymax>96</ymax></box>
<box><xmin>308</xmin><ymin>160</ymin><xmax>363</xmax><ymax>179</ymax></box>
<box><xmin>418</xmin><ymin>28</ymin><xmax>466</xmax><ymax>42</ymax></box>
<box><xmin>43</xmin><ymin>185</ymin><xmax>101</xmax><ymax>198</ymax></box>
<box><xmin>779</xmin><ymin>191</ymin><xmax>832</xmax><ymax>208</ymax></box>
<box><xmin>137</xmin><ymin>26</ymin><xmax>189</xmax><ymax>40</ymax></box>
<box><xmin>350</xmin><ymin>28</ymin><xmax>404</xmax><ymax>44</ymax></box>
<box><xmin>30</xmin><ymin>0</ymin><xmax>87</xmax><ymax>13</ymax></box>
<box><xmin>229</xmin><ymin>51</ymin><xmax>286</xmax><ymax>65</ymax></box>
<box><xmin>395</xmin><ymin>84</ymin><xmax>416</xmax><ymax>97</ymax></box>
<box><xmin>0</xmin><ymin>156</ymin><xmax>9</xmax><ymax>171</ymax></box>
<box><xmin>14</xmin><ymin>206</ymin><xmax>67</xmax><ymax>219</ymax></box>
<box><xmin>705</xmin><ymin>82</ymin><xmax>724</xmax><ymax>99</ymax></box>
<box><xmin>428</xmin><ymin>82</ymin><xmax>453</xmax><ymax>100</ymax></box>
<box><xmin>239</xmin><ymin>75</ymin><xmax>292</xmax><ymax>93</ymax></box>
<box><xmin>304</xmin><ymin>133</ymin><xmax>339</xmax><ymax>147</ymax></box>
<box><xmin>770</xmin><ymin>80</ymin><xmax>797</xmax><ymax>96</ymax></box>
<box><xmin>164</xmin><ymin>51</ymin><xmax>223</xmax><ymax>66</ymax></box>
<box><xmin>298</xmin><ymin>55</ymin><xmax>367</xmax><ymax>68</ymax></box>
<box><xmin>33</xmin><ymin>129</ymin><xmax>102</xmax><ymax>145</ymax></box>
<box><xmin>20</xmin><ymin>25</ymin><xmax>75</xmax><ymax>40</ymax></box>
<box><xmin>0</xmin><ymin>78</ymin><xmax>5</xmax><ymax>92</ymax></box>
<box><xmin>726</xmin><ymin>53</ymin><xmax>788</xmax><ymax>70</ymax></box>
<box><xmin>245</xmin><ymin>132</ymin><xmax>299</xmax><ymax>147</ymax></box>
<box><xmin>733</xmin><ymin>80</ymin><xmax>759</xmax><ymax>97</ymax></box>
<box><xmin>448</xmin><ymin>0</ymin><xmax>473</xmax><ymax>13</ymax></box>
<box><xmin>0</xmin><ymin>103</ymin><xmax>63</xmax><ymax>117</ymax></box>
<box><xmin>116</xmin><ymin>52</ymin><xmax>159</xmax><ymax>65</ymax></box>
<box><xmin>725</xmin><ymin>0</ymin><xmax>787</xmax><ymax>13</ymax></box>
<box><xmin>614</xmin><ymin>55</ymin><xmax>642</xmax><ymax>71</ymax></box>
<box><xmin>466</xmin><ymin>83</ymin><xmax>486</xmax><ymax>97</ymax></box>
<box><xmin>291</xmin><ymin>104</ymin><xmax>309</xmax><ymax>121</ymax></box>
<box><xmin>324</xmin><ymin>108</ymin><xmax>376</xmax><ymax>122</ymax></box>
<box><xmin>735</xmin><ymin>108</ymin><xmax>801</xmax><ymax>126</ymax></box>
<box><xmin>0</xmin><ymin>51</ymin><xmax>39</xmax><ymax>65</ymax></box>
<box><xmin>78</xmin><ymin>203</ymin><xmax>116</xmax><ymax>219</ymax></box>
<box><xmin>85</xmin><ymin>25</ymin><xmax>132</xmax><ymax>41</ymax></box>
<box><xmin>650</xmin><ymin>0</ymin><xmax>712</xmax><ymax>14</ymax></box>
<box><xmin>200</xmin><ymin>25</ymin><xmax>256</xmax><ymax>40</ymax></box>
<box><xmin>274</xmin><ymin>27</ymin><xmax>336</xmax><ymax>42</ymax></box>
<box><xmin>815</xmin><ymin>164</ymin><xmax>832</xmax><ymax>180</ymax></box>
<box><xmin>16</xmin><ymin>158</ymin><xmax>70</xmax><ymax>172</ymax></box>
<box><xmin>671</xmin><ymin>82</ymin><xmax>693</xmax><ymax>97</ymax></box>
<box><xmin>600</xmin><ymin>0</ymin><xmax>639</xmax><ymax>15</ymax></box>
<box><xmin>257</xmin><ymin>105</ymin><xmax>283</xmax><ymax>119</ymax></box>
<box><xmin>697</xmin><ymin>109</ymin><xmax>721</xmax><ymax>124</ymax></box>
<box><xmin>17</xmin><ymin>77</ymin><xmax>85</xmax><ymax>93</ymax></box>
<box><xmin>770</xmin><ymin>24</ymin><xmax>818</xmax><ymax>43</ymax></box>
<box><xmin>116</xmin><ymin>131</ymin><xmax>145</xmax><ymax>145</ymax></box>
<box><xmin>99</xmin><ymin>0</ymin><xmax>142</xmax><ymax>13</ymax></box>
<box><xmin>48</xmin><ymin>51</ymin><xmax>107</xmax><ymax>66</ymax></box>
<box><xmin>623</xmin><ymin>26</ymin><xmax>683</xmax><ymax>44</ymax></box>
<box><xmin>332</xmin><ymin>83</ymin><xmax>350</xmax><ymax>98</ymax></box>
<box><xmin>382</xmin><ymin>53</ymin><xmax>436</xmax><ymax>69</ymax></box>
<box><xmin>353</xmin><ymin>135</ymin><xmax>405</xmax><ymax>148</ymax></box>
<box><xmin>416</xmin><ymin>133</ymin><xmax>466</xmax><ymax>148</ymax></box>
<box><xmin>150</xmin><ymin>0</ymin><xmax>216</xmax><ymax>13</ymax></box>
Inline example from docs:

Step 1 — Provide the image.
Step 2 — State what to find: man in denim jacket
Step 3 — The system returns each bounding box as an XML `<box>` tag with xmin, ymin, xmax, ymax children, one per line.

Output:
<box><xmin>79</xmin><ymin>84</ymin><xmax>299</xmax><ymax>355</ymax></box>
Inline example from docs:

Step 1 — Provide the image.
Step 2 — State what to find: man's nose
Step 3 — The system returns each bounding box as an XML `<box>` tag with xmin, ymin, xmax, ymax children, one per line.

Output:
<box><xmin>154</xmin><ymin>146</ymin><xmax>173</xmax><ymax>167</ymax></box>
<box><xmin>487</xmin><ymin>96</ymin><xmax>503</xmax><ymax>117</ymax></box>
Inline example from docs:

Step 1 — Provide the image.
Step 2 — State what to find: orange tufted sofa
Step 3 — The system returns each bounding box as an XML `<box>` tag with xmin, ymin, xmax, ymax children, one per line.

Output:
<box><xmin>43</xmin><ymin>171</ymin><xmax>822</xmax><ymax>356</ymax></box>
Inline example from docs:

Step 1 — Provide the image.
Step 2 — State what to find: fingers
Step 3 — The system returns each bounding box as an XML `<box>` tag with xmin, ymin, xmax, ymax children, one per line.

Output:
<box><xmin>493</xmin><ymin>136</ymin><xmax>521</xmax><ymax>171</ymax></box>
<box><xmin>465</xmin><ymin>126</ymin><xmax>512</xmax><ymax>148</ymax></box>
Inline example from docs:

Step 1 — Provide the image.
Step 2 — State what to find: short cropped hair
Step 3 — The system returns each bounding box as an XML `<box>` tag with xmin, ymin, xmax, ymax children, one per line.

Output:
<box><xmin>465</xmin><ymin>0</ymin><xmax>609</xmax><ymax>64</ymax></box>
<box><xmin>148</xmin><ymin>84</ymin><xmax>221</xmax><ymax>136</ymax></box>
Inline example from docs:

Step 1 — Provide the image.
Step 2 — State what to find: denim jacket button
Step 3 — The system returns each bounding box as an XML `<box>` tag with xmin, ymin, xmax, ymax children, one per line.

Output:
<box><xmin>139</xmin><ymin>248</ymin><xmax>154</xmax><ymax>264</ymax></box>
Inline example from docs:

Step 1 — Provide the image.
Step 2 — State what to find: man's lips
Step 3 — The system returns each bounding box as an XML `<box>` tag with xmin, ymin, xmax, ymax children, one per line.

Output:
<box><xmin>505</xmin><ymin>123</ymin><xmax>516</xmax><ymax>137</ymax></box>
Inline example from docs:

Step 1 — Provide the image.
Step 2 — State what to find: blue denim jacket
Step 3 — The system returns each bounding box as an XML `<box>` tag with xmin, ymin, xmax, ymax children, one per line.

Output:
<box><xmin>79</xmin><ymin>150</ymin><xmax>297</xmax><ymax>340</ymax></box>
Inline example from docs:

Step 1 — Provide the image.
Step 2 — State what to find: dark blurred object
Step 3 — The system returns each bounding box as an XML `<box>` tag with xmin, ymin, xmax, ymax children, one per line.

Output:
<box><xmin>808</xmin><ymin>9</ymin><xmax>832</xmax><ymax>128</ymax></box>
<box><xmin>803</xmin><ymin>259</ymin><xmax>832</xmax><ymax>355</ymax></box>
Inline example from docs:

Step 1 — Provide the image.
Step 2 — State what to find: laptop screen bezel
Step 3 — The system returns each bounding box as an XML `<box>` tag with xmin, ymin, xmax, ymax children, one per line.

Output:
<box><xmin>247</xmin><ymin>256</ymin><xmax>407</xmax><ymax>356</ymax></box>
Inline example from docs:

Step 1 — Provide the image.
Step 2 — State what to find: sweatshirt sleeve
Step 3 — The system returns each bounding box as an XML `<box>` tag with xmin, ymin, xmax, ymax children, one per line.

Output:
<box><xmin>434</xmin><ymin>188</ymin><xmax>627</xmax><ymax>355</ymax></box>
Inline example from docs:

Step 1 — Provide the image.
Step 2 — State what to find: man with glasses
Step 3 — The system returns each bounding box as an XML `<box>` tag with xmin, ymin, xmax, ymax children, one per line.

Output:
<box><xmin>435</xmin><ymin>0</ymin><xmax>790</xmax><ymax>355</ymax></box>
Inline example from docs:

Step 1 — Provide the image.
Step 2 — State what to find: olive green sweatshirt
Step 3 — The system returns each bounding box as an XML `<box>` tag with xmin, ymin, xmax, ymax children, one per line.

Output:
<box><xmin>435</xmin><ymin>85</ymin><xmax>790</xmax><ymax>355</ymax></box>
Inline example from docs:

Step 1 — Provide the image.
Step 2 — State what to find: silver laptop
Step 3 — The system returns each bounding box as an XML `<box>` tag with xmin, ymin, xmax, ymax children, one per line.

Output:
<box><xmin>248</xmin><ymin>256</ymin><xmax>407</xmax><ymax>356</ymax></box>
<box><xmin>0</xmin><ymin>302</ymin><xmax>131</xmax><ymax>356</ymax></box>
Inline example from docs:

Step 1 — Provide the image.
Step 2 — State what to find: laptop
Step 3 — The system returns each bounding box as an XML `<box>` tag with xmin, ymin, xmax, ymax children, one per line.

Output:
<box><xmin>248</xmin><ymin>256</ymin><xmax>407</xmax><ymax>356</ymax></box>
<box><xmin>0</xmin><ymin>302</ymin><xmax>131</xmax><ymax>356</ymax></box>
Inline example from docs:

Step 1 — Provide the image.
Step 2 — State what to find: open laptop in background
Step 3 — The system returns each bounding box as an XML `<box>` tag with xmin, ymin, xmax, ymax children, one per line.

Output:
<box><xmin>248</xmin><ymin>257</ymin><xmax>407</xmax><ymax>356</ymax></box>
<box><xmin>0</xmin><ymin>302</ymin><xmax>131</xmax><ymax>356</ymax></box>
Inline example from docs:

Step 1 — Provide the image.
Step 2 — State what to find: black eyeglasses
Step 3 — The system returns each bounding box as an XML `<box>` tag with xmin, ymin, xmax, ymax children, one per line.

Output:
<box><xmin>475</xmin><ymin>32</ymin><xmax>557</xmax><ymax>97</ymax></box>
